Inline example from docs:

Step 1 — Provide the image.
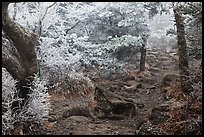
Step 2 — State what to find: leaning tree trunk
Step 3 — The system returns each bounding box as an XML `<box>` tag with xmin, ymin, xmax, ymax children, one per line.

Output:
<box><xmin>2</xmin><ymin>2</ymin><xmax>38</xmax><ymax>109</ymax></box>
<box><xmin>139</xmin><ymin>44</ymin><xmax>146</xmax><ymax>72</ymax></box>
<box><xmin>173</xmin><ymin>8</ymin><xmax>192</xmax><ymax>93</ymax></box>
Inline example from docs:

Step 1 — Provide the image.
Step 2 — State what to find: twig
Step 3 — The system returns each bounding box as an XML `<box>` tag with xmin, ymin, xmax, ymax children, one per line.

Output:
<box><xmin>65</xmin><ymin>21</ymin><xmax>81</xmax><ymax>35</ymax></box>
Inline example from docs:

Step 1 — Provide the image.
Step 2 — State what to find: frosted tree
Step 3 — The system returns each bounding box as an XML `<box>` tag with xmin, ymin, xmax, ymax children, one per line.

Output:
<box><xmin>179</xmin><ymin>2</ymin><xmax>202</xmax><ymax>59</ymax></box>
<box><xmin>2</xmin><ymin>2</ymin><xmax>51</xmax><ymax>134</ymax></box>
<box><xmin>83</xmin><ymin>2</ymin><xmax>150</xmax><ymax>71</ymax></box>
<box><xmin>5</xmin><ymin>2</ymin><xmax>151</xmax><ymax>85</ymax></box>
<box><xmin>144</xmin><ymin>2</ymin><xmax>196</xmax><ymax>93</ymax></box>
<box><xmin>2</xmin><ymin>2</ymin><xmax>38</xmax><ymax>109</ymax></box>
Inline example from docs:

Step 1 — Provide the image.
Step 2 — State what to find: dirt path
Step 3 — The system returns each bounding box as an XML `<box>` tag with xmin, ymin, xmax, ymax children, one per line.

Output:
<box><xmin>41</xmin><ymin>48</ymin><xmax>180</xmax><ymax>135</ymax></box>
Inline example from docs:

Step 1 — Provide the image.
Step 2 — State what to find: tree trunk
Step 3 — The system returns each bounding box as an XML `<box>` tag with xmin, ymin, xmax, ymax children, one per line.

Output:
<box><xmin>2</xmin><ymin>2</ymin><xmax>38</xmax><ymax>109</ymax></box>
<box><xmin>173</xmin><ymin>8</ymin><xmax>192</xmax><ymax>93</ymax></box>
<box><xmin>13</xmin><ymin>3</ymin><xmax>17</xmax><ymax>20</ymax></box>
<box><xmin>139</xmin><ymin>44</ymin><xmax>146</xmax><ymax>72</ymax></box>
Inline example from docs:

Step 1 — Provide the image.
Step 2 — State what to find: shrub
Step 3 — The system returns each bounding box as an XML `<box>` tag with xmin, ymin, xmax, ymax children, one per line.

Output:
<box><xmin>2</xmin><ymin>68</ymin><xmax>50</xmax><ymax>135</ymax></box>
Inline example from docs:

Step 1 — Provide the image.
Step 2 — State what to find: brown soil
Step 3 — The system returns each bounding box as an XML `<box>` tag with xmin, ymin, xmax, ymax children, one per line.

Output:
<box><xmin>27</xmin><ymin>48</ymin><xmax>201</xmax><ymax>135</ymax></box>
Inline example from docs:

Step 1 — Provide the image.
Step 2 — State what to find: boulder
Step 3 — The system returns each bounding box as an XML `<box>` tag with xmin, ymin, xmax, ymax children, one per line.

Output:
<box><xmin>124</xmin><ymin>82</ymin><xmax>142</xmax><ymax>91</ymax></box>
<box><xmin>94</xmin><ymin>85</ymin><xmax>136</xmax><ymax>119</ymax></box>
<box><xmin>161</xmin><ymin>74</ymin><xmax>178</xmax><ymax>87</ymax></box>
<box><xmin>122</xmin><ymin>75</ymin><xmax>135</xmax><ymax>82</ymax></box>
<box><xmin>47</xmin><ymin>115</ymin><xmax>57</xmax><ymax>122</ymax></box>
<box><xmin>148</xmin><ymin>106</ymin><xmax>170</xmax><ymax>125</ymax></box>
<box><xmin>140</xmin><ymin>77</ymin><xmax>155</xmax><ymax>85</ymax></box>
<box><xmin>137</xmin><ymin>100</ymin><xmax>187</xmax><ymax>135</ymax></box>
<box><xmin>62</xmin><ymin>106</ymin><xmax>94</xmax><ymax>119</ymax></box>
<box><xmin>109</xmin><ymin>84</ymin><xmax>122</xmax><ymax>92</ymax></box>
<box><xmin>67</xmin><ymin>116</ymin><xmax>90</xmax><ymax>122</ymax></box>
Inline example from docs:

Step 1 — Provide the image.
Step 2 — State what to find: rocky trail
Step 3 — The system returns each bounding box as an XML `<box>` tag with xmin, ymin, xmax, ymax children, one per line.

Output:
<box><xmin>33</xmin><ymin>48</ymin><xmax>201</xmax><ymax>135</ymax></box>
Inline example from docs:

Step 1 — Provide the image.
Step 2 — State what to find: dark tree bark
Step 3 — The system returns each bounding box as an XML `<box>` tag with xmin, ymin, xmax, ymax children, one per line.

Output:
<box><xmin>13</xmin><ymin>3</ymin><xmax>17</xmax><ymax>20</ymax></box>
<box><xmin>139</xmin><ymin>44</ymin><xmax>146</xmax><ymax>72</ymax></box>
<box><xmin>2</xmin><ymin>2</ymin><xmax>38</xmax><ymax>109</ymax></box>
<box><xmin>173</xmin><ymin>7</ymin><xmax>192</xmax><ymax>93</ymax></box>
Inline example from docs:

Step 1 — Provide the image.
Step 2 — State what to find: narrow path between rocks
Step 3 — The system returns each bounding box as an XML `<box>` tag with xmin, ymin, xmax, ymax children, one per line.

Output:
<box><xmin>40</xmin><ymin>48</ymin><xmax>181</xmax><ymax>135</ymax></box>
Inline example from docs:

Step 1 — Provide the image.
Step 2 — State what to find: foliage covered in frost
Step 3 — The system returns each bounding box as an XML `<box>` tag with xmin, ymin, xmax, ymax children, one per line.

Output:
<box><xmin>104</xmin><ymin>35</ymin><xmax>144</xmax><ymax>49</ymax></box>
<box><xmin>8</xmin><ymin>2</ymin><xmax>151</xmax><ymax>85</ymax></box>
<box><xmin>3</xmin><ymin>2</ymin><xmax>202</xmax><ymax>134</ymax></box>
<box><xmin>146</xmin><ymin>8</ymin><xmax>176</xmax><ymax>50</ymax></box>
<box><xmin>2</xmin><ymin>68</ymin><xmax>19</xmax><ymax>135</ymax></box>
<box><xmin>182</xmin><ymin>2</ymin><xmax>202</xmax><ymax>59</ymax></box>
<box><xmin>8</xmin><ymin>2</ymin><xmax>41</xmax><ymax>32</ymax></box>
<box><xmin>2</xmin><ymin>68</ymin><xmax>50</xmax><ymax>135</ymax></box>
<box><xmin>26</xmin><ymin>75</ymin><xmax>50</xmax><ymax>121</ymax></box>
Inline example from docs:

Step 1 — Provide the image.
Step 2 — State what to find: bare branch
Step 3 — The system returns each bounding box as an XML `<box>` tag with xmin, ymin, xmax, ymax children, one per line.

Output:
<box><xmin>65</xmin><ymin>21</ymin><xmax>81</xmax><ymax>35</ymax></box>
<box><xmin>85</xmin><ymin>24</ymin><xmax>90</xmax><ymax>36</ymax></box>
<box><xmin>36</xmin><ymin>2</ymin><xmax>56</xmax><ymax>36</ymax></box>
<box><xmin>47</xmin><ymin>2</ymin><xmax>57</xmax><ymax>9</ymax></box>
<box><xmin>41</xmin><ymin>2</ymin><xmax>57</xmax><ymax>21</ymax></box>
<box><xmin>13</xmin><ymin>3</ymin><xmax>17</xmax><ymax>20</ymax></box>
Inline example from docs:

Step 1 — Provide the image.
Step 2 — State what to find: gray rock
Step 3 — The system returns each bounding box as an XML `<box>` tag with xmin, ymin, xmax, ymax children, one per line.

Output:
<box><xmin>94</xmin><ymin>86</ymin><xmax>136</xmax><ymax>118</ymax></box>
<box><xmin>62</xmin><ymin>107</ymin><xmax>94</xmax><ymax>119</ymax></box>
<box><xmin>148</xmin><ymin>108</ymin><xmax>170</xmax><ymax>125</ymax></box>
<box><xmin>122</xmin><ymin>75</ymin><xmax>135</xmax><ymax>82</ymax></box>
<box><xmin>136</xmin><ymin>103</ymin><xmax>144</xmax><ymax>109</ymax></box>
<box><xmin>149</xmin><ymin>67</ymin><xmax>160</xmax><ymax>73</ymax></box>
<box><xmin>48</xmin><ymin>115</ymin><xmax>57</xmax><ymax>122</ymax></box>
<box><xmin>124</xmin><ymin>82</ymin><xmax>142</xmax><ymax>91</ymax></box>
<box><xmin>162</xmin><ymin>73</ymin><xmax>178</xmax><ymax>87</ymax></box>
<box><xmin>140</xmin><ymin>77</ymin><xmax>155</xmax><ymax>85</ymax></box>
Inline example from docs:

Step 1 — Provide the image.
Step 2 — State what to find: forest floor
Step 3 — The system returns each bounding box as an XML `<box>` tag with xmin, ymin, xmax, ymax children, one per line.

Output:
<box><xmin>28</xmin><ymin>48</ymin><xmax>202</xmax><ymax>135</ymax></box>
